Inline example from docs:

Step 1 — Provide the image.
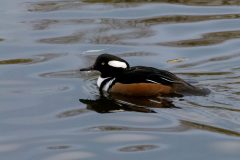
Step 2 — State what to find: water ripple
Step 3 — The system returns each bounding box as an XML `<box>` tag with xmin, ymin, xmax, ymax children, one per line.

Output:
<box><xmin>0</xmin><ymin>53</ymin><xmax>66</xmax><ymax>65</ymax></box>
<box><xmin>118</xmin><ymin>144</ymin><xmax>159</xmax><ymax>152</ymax></box>
<box><xmin>163</xmin><ymin>30</ymin><xmax>240</xmax><ymax>47</ymax></box>
<box><xmin>82</xmin><ymin>0</ymin><xmax>240</xmax><ymax>6</ymax></box>
<box><xmin>56</xmin><ymin>108</ymin><xmax>90</xmax><ymax>118</ymax></box>
<box><xmin>26</xmin><ymin>0</ymin><xmax>240</xmax><ymax>13</ymax></box>
<box><xmin>37</xmin><ymin>28</ymin><xmax>154</xmax><ymax>45</ymax></box>
<box><xmin>47</xmin><ymin>145</ymin><xmax>70</xmax><ymax>150</ymax></box>
<box><xmin>43</xmin><ymin>151</ymin><xmax>95</xmax><ymax>160</ymax></box>
<box><xmin>84</xmin><ymin>124</ymin><xmax>189</xmax><ymax>133</ymax></box>
<box><xmin>39</xmin><ymin>70</ymin><xmax>82</xmax><ymax>79</ymax></box>
<box><xmin>27</xmin><ymin>14</ymin><xmax>240</xmax><ymax>33</ymax></box>
<box><xmin>2</xmin><ymin>1</ymin><xmax>240</xmax><ymax>160</ymax></box>
<box><xmin>181</xmin><ymin>120</ymin><xmax>240</xmax><ymax>137</ymax></box>
<box><xmin>175</xmin><ymin>52</ymin><xmax>240</xmax><ymax>68</ymax></box>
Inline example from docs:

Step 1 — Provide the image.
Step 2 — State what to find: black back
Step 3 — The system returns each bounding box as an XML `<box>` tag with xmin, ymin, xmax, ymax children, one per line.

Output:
<box><xmin>115</xmin><ymin>66</ymin><xmax>183</xmax><ymax>85</ymax></box>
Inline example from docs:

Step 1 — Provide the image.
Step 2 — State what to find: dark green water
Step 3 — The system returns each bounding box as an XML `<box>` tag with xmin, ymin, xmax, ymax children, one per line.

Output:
<box><xmin>0</xmin><ymin>0</ymin><xmax>240</xmax><ymax>160</ymax></box>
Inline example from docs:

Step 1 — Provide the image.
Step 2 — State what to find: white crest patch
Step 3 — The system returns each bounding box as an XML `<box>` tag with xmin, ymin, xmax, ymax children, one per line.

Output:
<box><xmin>108</xmin><ymin>60</ymin><xmax>127</xmax><ymax>68</ymax></box>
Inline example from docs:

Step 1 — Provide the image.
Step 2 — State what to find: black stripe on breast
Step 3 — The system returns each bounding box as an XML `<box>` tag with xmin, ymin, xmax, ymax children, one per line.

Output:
<box><xmin>99</xmin><ymin>77</ymin><xmax>114</xmax><ymax>93</ymax></box>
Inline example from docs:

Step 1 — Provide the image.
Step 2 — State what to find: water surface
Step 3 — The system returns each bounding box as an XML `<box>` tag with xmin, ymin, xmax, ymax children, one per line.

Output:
<box><xmin>1</xmin><ymin>0</ymin><xmax>240</xmax><ymax>160</ymax></box>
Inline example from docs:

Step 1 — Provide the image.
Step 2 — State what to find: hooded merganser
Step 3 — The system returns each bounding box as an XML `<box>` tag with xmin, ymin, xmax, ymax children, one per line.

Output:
<box><xmin>80</xmin><ymin>54</ymin><xmax>210</xmax><ymax>97</ymax></box>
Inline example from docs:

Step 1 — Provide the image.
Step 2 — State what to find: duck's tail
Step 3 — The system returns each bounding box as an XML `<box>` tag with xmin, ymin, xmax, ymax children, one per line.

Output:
<box><xmin>174</xmin><ymin>82</ymin><xmax>211</xmax><ymax>96</ymax></box>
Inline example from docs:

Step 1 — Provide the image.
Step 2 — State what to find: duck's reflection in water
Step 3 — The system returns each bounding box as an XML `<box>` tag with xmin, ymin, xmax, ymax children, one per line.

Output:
<box><xmin>79</xmin><ymin>94</ymin><xmax>179</xmax><ymax>113</ymax></box>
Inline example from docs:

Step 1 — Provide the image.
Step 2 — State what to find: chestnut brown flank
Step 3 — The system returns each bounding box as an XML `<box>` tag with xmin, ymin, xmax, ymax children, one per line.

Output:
<box><xmin>110</xmin><ymin>83</ymin><xmax>173</xmax><ymax>96</ymax></box>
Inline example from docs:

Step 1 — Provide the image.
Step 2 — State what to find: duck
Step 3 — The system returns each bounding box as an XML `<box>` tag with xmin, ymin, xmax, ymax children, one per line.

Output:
<box><xmin>80</xmin><ymin>54</ymin><xmax>210</xmax><ymax>97</ymax></box>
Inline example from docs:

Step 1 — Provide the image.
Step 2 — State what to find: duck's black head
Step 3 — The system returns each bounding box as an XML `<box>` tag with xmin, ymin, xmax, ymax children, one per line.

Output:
<box><xmin>80</xmin><ymin>54</ymin><xmax>130</xmax><ymax>77</ymax></box>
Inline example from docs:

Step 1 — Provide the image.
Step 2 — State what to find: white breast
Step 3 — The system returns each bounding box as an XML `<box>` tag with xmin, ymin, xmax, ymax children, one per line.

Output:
<box><xmin>97</xmin><ymin>76</ymin><xmax>115</xmax><ymax>91</ymax></box>
<box><xmin>97</xmin><ymin>76</ymin><xmax>107</xmax><ymax>88</ymax></box>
